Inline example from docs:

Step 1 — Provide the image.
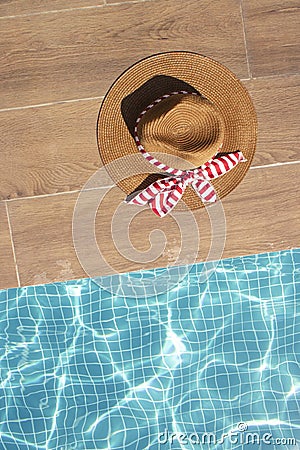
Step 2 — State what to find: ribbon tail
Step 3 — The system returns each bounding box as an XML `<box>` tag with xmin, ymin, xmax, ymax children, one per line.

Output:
<box><xmin>200</xmin><ymin>151</ymin><xmax>247</xmax><ymax>181</ymax></box>
<box><xmin>192</xmin><ymin>179</ymin><xmax>217</xmax><ymax>203</ymax></box>
<box><xmin>125</xmin><ymin>178</ymin><xmax>186</xmax><ymax>217</ymax></box>
<box><xmin>126</xmin><ymin>190</ymin><xmax>154</xmax><ymax>207</ymax></box>
<box><xmin>208</xmin><ymin>150</ymin><xmax>247</xmax><ymax>164</ymax></box>
<box><xmin>148</xmin><ymin>187</ymin><xmax>184</xmax><ymax>217</ymax></box>
<box><xmin>125</xmin><ymin>178</ymin><xmax>168</xmax><ymax>207</ymax></box>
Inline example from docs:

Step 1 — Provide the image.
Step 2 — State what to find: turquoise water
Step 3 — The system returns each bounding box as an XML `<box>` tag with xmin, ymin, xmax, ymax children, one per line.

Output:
<box><xmin>0</xmin><ymin>249</ymin><xmax>299</xmax><ymax>449</ymax></box>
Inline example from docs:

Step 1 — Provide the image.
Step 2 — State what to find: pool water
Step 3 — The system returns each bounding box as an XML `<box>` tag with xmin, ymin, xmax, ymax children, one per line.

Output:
<box><xmin>0</xmin><ymin>249</ymin><xmax>299</xmax><ymax>449</ymax></box>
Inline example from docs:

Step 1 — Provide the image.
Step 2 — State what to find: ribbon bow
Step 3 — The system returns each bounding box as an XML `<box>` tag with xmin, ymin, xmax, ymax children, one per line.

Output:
<box><xmin>125</xmin><ymin>91</ymin><xmax>247</xmax><ymax>218</ymax></box>
<box><xmin>126</xmin><ymin>151</ymin><xmax>247</xmax><ymax>217</ymax></box>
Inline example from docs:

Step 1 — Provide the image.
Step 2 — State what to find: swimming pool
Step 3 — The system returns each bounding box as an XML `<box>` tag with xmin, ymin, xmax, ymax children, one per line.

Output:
<box><xmin>0</xmin><ymin>249</ymin><xmax>299</xmax><ymax>449</ymax></box>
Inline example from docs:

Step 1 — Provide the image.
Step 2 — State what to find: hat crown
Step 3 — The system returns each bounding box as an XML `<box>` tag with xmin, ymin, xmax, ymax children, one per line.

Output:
<box><xmin>137</xmin><ymin>93</ymin><xmax>225</xmax><ymax>167</ymax></box>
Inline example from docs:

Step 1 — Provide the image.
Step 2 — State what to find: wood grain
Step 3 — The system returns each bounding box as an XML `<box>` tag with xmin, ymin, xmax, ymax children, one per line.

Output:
<box><xmin>242</xmin><ymin>0</ymin><xmax>300</xmax><ymax>77</ymax></box>
<box><xmin>0</xmin><ymin>202</ymin><xmax>18</xmax><ymax>289</ymax></box>
<box><xmin>7</xmin><ymin>193</ymin><xmax>85</xmax><ymax>287</ymax></box>
<box><xmin>0</xmin><ymin>0</ymin><xmax>104</xmax><ymax>17</ymax></box>
<box><xmin>7</xmin><ymin>187</ymin><xmax>211</xmax><ymax>286</ymax></box>
<box><xmin>0</xmin><ymin>99</ymin><xmax>102</xmax><ymax>200</ymax></box>
<box><xmin>7</xmin><ymin>164</ymin><xmax>300</xmax><ymax>288</ymax></box>
<box><xmin>244</xmin><ymin>74</ymin><xmax>300</xmax><ymax>166</ymax></box>
<box><xmin>0</xmin><ymin>0</ymin><xmax>248</xmax><ymax>109</ymax></box>
<box><xmin>209</xmin><ymin>164</ymin><xmax>300</xmax><ymax>258</ymax></box>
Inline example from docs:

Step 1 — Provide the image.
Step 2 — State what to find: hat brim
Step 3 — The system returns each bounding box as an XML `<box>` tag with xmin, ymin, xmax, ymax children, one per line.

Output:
<box><xmin>97</xmin><ymin>51</ymin><xmax>257</xmax><ymax>211</ymax></box>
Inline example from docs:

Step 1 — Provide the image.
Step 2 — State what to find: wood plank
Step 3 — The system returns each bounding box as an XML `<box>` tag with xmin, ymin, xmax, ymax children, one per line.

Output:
<box><xmin>0</xmin><ymin>0</ymin><xmax>104</xmax><ymax>17</ymax></box>
<box><xmin>242</xmin><ymin>0</ymin><xmax>300</xmax><ymax>77</ymax></box>
<box><xmin>1</xmin><ymin>74</ymin><xmax>299</xmax><ymax>201</ymax></box>
<box><xmin>0</xmin><ymin>0</ymin><xmax>248</xmax><ymax>109</ymax></box>
<box><xmin>0</xmin><ymin>202</ymin><xmax>19</xmax><ymax>289</ymax></box>
<box><xmin>207</xmin><ymin>164</ymin><xmax>300</xmax><ymax>258</ymax></box>
<box><xmin>7</xmin><ymin>164</ymin><xmax>300</xmax><ymax>287</ymax></box>
<box><xmin>7</xmin><ymin>187</ymin><xmax>211</xmax><ymax>286</ymax></box>
<box><xmin>7</xmin><ymin>193</ymin><xmax>86</xmax><ymax>286</ymax></box>
<box><xmin>0</xmin><ymin>99</ymin><xmax>102</xmax><ymax>200</ymax></box>
<box><xmin>244</xmin><ymin>74</ymin><xmax>300</xmax><ymax>166</ymax></box>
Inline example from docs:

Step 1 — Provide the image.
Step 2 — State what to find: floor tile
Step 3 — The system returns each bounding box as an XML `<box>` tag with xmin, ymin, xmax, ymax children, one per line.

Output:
<box><xmin>7</xmin><ymin>194</ymin><xmax>85</xmax><ymax>287</ymax></box>
<box><xmin>213</xmin><ymin>164</ymin><xmax>300</xmax><ymax>258</ymax></box>
<box><xmin>0</xmin><ymin>202</ymin><xmax>19</xmax><ymax>289</ymax></box>
<box><xmin>7</xmin><ymin>163</ymin><xmax>300</xmax><ymax>287</ymax></box>
<box><xmin>244</xmin><ymin>74</ymin><xmax>300</xmax><ymax>166</ymax></box>
<box><xmin>7</xmin><ymin>187</ymin><xmax>211</xmax><ymax>286</ymax></box>
<box><xmin>242</xmin><ymin>0</ymin><xmax>300</xmax><ymax>77</ymax></box>
<box><xmin>0</xmin><ymin>0</ymin><xmax>248</xmax><ymax>109</ymax></box>
<box><xmin>0</xmin><ymin>99</ymin><xmax>102</xmax><ymax>200</ymax></box>
<box><xmin>0</xmin><ymin>0</ymin><xmax>104</xmax><ymax>17</ymax></box>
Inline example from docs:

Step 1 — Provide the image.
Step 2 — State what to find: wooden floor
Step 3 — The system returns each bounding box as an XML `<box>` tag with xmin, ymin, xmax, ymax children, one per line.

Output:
<box><xmin>0</xmin><ymin>0</ymin><xmax>299</xmax><ymax>289</ymax></box>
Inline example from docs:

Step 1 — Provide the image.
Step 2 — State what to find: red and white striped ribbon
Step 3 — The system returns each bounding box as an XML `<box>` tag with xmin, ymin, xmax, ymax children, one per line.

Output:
<box><xmin>126</xmin><ymin>91</ymin><xmax>247</xmax><ymax>218</ymax></box>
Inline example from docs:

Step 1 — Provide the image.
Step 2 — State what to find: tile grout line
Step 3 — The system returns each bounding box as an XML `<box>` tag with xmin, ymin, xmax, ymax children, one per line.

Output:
<box><xmin>0</xmin><ymin>96</ymin><xmax>104</xmax><ymax>113</ymax></box>
<box><xmin>4</xmin><ymin>185</ymin><xmax>116</xmax><ymax>202</ymax></box>
<box><xmin>2</xmin><ymin>160</ymin><xmax>300</xmax><ymax>203</ymax></box>
<box><xmin>108</xmin><ymin>0</ymin><xmax>152</xmax><ymax>5</ymax></box>
<box><xmin>239</xmin><ymin>0</ymin><xmax>252</xmax><ymax>79</ymax></box>
<box><xmin>249</xmin><ymin>160</ymin><xmax>300</xmax><ymax>170</ymax></box>
<box><xmin>1</xmin><ymin>74</ymin><xmax>299</xmax><ymax>113</ymax></box>
<box><xmin>251</xmin><ymin>72</ymin><xmax>300</xmax><ymax>80</ymax></box>
<box><xmin>0</xmin><ymin>3</ymin><xmax>106</xmax><ymax>19</ymax></box>
<box><xmin>4</xmin><ymin>202</ymin><xmax>21</xmax><ymax>287</ymax></box>
<box><xmin>0</xmin><ymin>0</ymin><xmax>154</xmax><ymax>20</ymax></box>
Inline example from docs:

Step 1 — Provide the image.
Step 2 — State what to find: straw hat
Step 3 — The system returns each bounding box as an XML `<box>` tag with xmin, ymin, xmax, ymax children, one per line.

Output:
<box><xmin>97</xmin><ymin>51</ymin><xmax>257</xmax><ymax>212</ymax></box>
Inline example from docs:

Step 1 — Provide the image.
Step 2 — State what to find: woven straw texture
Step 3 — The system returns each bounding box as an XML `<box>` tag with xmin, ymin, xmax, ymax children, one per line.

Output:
<box><xmin>97</xmin><ymin>51</ymin><xmax>257</xmax><ymax>210</ymax></box>
<box><xmin>137</xmin><ymin>94</ymin><xmax>225</xmax><ymax>168</ymax></box>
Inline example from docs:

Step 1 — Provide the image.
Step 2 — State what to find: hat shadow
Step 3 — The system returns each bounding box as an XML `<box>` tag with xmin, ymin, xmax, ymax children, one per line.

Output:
<box><xmin>121</xmin><ymin>75</ymin><xmax>202</xmax><ymax>198</ymax></box>
<box><xmin>121</xmin><ymin>75</ymin><xmax>201</xmax><ymax>139</ymax></box>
